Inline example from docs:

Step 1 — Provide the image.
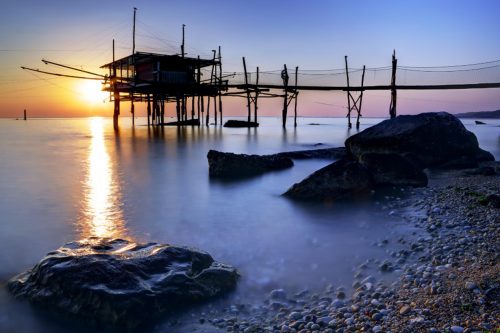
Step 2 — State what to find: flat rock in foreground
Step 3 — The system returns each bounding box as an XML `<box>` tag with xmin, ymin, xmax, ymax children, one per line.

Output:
<box><xmin>207</xmin><ymin>150</ymin><xmax>293</xmax><ymax>178</ymax></box>
<box><xmin>8</xmin><ymin>238</ymin><xmax>238</xmax><ymax>329</ymax></box>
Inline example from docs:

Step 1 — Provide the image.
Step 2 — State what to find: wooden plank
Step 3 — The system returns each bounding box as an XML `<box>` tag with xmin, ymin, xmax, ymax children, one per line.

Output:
<box><xmin>227</xmin><ymin>82</ymin><xmax>500</xmax><ymax>91</ymax></box>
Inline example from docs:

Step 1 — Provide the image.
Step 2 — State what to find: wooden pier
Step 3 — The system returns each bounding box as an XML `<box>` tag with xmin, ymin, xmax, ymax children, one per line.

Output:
<box><xmin>20</xmin><ymin>8</ymin><xmax>500</xmax><ymax>130</ymax></box>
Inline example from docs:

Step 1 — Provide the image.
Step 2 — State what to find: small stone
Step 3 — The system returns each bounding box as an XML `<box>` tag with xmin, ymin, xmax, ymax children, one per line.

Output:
<box><xmin>372</xmin><ymin>325</ymin><xmax>382</xmax><ymax>333</ymax></box>
<box><xmin>450</xmin><ymin>326</ymin><xmax>464</xmax><ymax>333</ymax></box>
<box><xmin>281</xmin><ymin>324</ymin><xmax>292</xmax><ymax>332</ymax></box>
<box><xmin>409</xmin><ymin>317</ymin><xmax>425</xmax><ymax>325</ymax></box>
<box><xmin>317</xmin><ymin>316</ymin><xmax>333</xmax><ymax>325</ymax></box>
<box><xmin>465</xmin><ymin>282</ymin><xmax>477</xmax><ymax>290</ymax></box>
<box><xmin>331</xmin><ymin>299</ymin><xmax>345</xmax><ymax>308</ymax></box>
<box><xmin>289</xmin><ymin>312</ymin><xmax>302</xmax><ymax>320</ymax></box>
<box><xmin>399</xmin><ymin>305</ymin><xmax>411</xmax><ymax>315</ymax></box>
<box><xmin>371</xmin><ymin>312</ymin><xmax>383</xmax><ymax>321</ymax></box>
<box><xmin>270</xmin><ymin>289</ymin><xmax>287</xmax><ymax>300</ymax></box>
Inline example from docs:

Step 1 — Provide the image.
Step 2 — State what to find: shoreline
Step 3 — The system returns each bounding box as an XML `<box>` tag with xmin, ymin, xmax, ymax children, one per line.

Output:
<box><xmin>168</xmin><ymin>163</ymin><xmax>499</xmax><ymax>333</ymax></box>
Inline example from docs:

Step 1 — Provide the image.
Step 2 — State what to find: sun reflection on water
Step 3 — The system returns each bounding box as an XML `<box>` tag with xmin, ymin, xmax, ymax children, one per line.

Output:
<box><xmin>78</xmin><ymin>117</ymin><xmax>127</xmax><ymax>239</ymax></box>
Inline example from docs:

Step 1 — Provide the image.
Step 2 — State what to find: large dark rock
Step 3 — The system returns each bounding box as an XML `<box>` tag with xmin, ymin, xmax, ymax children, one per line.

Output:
<box><xmin>207</xmin><ymin>150</ymin><xmax>293</xmax><ymax>178</ymax></box>
<box><xmin>359</xmin><ymin>153</ymin><xmax>428</xmax><ymax>187</ymax></box>
<box><xmin>283</xmin><ymin>158</ymin><xmax>372</xmax><ymax>201</ymax></box>
<box><xmin>345</xmin><ymin>112</ymin><xmax>494</xmax><ymax>168</ymax></box>
<box><xmin>8</xmin><ymin>238</ymin><xmax>238</xmax><ymax>329</ymax></box>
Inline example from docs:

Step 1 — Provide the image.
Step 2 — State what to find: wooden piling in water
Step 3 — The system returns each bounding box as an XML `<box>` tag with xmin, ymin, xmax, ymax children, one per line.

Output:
<box><xmin>242</xmin><ymin>57</ymin><xmax>251</xmax><ymax>122</ymax></box>
<box><xmin>282</xmin><ymin>64</ymin><xmax>289</xmax><ymax>128</ymax></box>
<box><xmin>294</xmin><ymin>66</ymin><xmax>299</xmax><ymax>128</ymax></box>
<box><xmin>147</xmin><ymin>94</ymin><xmax>151</xmax><ymax>126</ymax></box>
<box><xmin>344</xmin><ymin>56</ymin><xmax>352</xmax><ymax>129</ymax></box>
<box><xmin>131</xmin><ymin>99</ymin><xmax>135</xmax><ymax>126</ymax></box>
<box><xmin>218</xmin><ymin>46</ymin><xmax>223</xmax><ymax>125</ymax></box>
<box><xmin>23</xmin><ymin>109</ymin><xmax>27</xmax><ymax>121</ymax></box>
<box><xmin>160</xmin><ymin>99</ymin><xmax>165</xmax><ymax>124</ymax></box>
<box><xmin>356</xmin><ymin>65</ymin><xmax>366</xmax><ymax>129</ymax></box>
<box><xmin>254</xmin><ymin>66</ymin><xmax>259</xmax><ymax>123</ymax></box>
<box><xmin>389</xmin><ymin>50</ymin><xmax>397</xmax><ymax>118</ymax></box>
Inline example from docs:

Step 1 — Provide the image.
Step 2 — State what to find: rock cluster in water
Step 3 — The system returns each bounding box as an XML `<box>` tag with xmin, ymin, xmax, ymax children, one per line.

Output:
<box><xmin>207</xmin><ymin>148</ymin><xmax>347</xmax><ymax>180</ymax></box>
<box><xmin>285</xmin><ymin>112</ymin><xmax>494</xmax><ymax>201</ymax></box>
<box><xmin>8</xmin><ymin>238</ymin><xmax>238</xmax><ymax>329</ymax></box>
<box><xmin>207</xmin><ymin>150</ymin><xmax>294</xmax><ymax>178</ymax></box>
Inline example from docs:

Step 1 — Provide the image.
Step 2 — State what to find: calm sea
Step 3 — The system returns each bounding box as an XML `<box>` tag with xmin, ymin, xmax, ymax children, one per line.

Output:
<box><xmin>0</xmin><ymin>116</ymin><xmax>498</xmax><ymax>333</ymax></box>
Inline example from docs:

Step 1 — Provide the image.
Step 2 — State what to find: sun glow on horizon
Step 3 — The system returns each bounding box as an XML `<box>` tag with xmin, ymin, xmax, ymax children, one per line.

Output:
<box><xmin>77</xmin><ymin>80</ymin><xmax>108</xmax><ymax>106</ymax></box>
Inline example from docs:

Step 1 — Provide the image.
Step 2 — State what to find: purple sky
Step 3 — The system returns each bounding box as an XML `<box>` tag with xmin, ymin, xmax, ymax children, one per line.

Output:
<box><xmin>1</xmin><ymin>0</ymin><xmax>499</xmax><ymax>117</ymax></box>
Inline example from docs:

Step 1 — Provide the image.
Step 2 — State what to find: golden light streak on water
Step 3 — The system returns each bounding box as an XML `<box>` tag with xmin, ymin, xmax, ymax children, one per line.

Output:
<box><xmin>78</xmin><ymin>117</ymin><xmax>127</xmax><ymax>239</ymax></box>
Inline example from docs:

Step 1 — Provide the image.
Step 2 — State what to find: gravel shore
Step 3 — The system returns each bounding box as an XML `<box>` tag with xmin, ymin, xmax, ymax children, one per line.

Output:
<box><xmin>169</xmin><ymin>163</ymin><xmax>499</xmax><ymax>333</ymax></box>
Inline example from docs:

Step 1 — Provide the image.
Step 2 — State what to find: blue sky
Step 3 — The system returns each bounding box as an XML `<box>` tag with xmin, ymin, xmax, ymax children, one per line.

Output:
<box><xmin>1</xmin><ymin>0</ymin><xmax>499</xmax><ymax>117</ymax></box>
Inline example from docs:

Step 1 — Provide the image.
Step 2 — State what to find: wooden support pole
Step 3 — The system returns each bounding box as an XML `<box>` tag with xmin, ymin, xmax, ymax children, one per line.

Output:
<box><xmin>152</xmin><ymin>95</ymin><xmax>157</xmax><ymax>124</ymax></box>
<box><xmin>218</xmin><ymin>46</ymin><xmax>223</xmax><ymax>125</ymax></box>
<box><xmin>23</xmin><ymin>109</ymin><xmax>27</xmax><ymax>120</ymax></box>
<box><xmin>197</xmin><ymin>56</ymin><xmax>201</xmax><ymax>121</ymax></box>
<box><xmin>176</xmin><ymin>96</ymin><xmax>181</xmax><ymax>122</ymax></box>
<box><xmin>390</xmin><ymin>50</ymin><xmax>398</xmax><ymax>118</ymax></box>
<box><xmin>214</xmin><ymin>59</ymin><xmax>218</xmax><ymax>125</ymax></box>
<box><xmin>191</xmin><ymin>95</ymin><xmax>195</xmax><ymax>120</ymax></box>
<box><xmin>131</xmin><ymin>99</ymin><xmax>135</xmax><ymax>126</ymax></box>
<box><xmin>344</xmin><ymin>56</ymin><xmax>352</xmax><ymax>129</ymax></box>
<box><xmin>242</xmin><ymin>57</ymin><xmax>251</xmax><ymax>122</ymax></box>
<box><xmin>356</xmin><ymin>65</ymin><xmax>366</xmax><ymax>129</ymax></box>
<box><xmin>294</xmin><ymin>66</ymin><xmax>299</xmax><ymax>128</ymax></box>
<box><xmin>112</xmin><ymin>39</ymin><xmax>120</xmax><ymax>130</ymax></box>
<box><xmin>161</xmin><ymin>99</ymin><xmax>165</xmax><ymax>124</ymax></box>
<box><xmin>206</xmin><ymin>50</ymin><xmax>216</xmax><ymax>126</ymax></box>
<box><xmin>147</xmin><ymin>94</ymin><xmax>151</xmax><ymax>126</ymax></box>
<box><xmin>282</xmin><ymin>64</ymin><xmax>289</xmax><ymax>128</ymax></box>
<box><xmin>206</xmin><ymin>94</ymin><xmax>210</xmax><ymax>126</ymax></box>
<box><xmin>254</xmin><ymin>66</ymin><xmax>259</xmax><ymax>123</ymax></box>
<box><xmin>181</xmin><ymin>92</ymin><xmax>187</xmax><ymax>121</ymax></box>
<box><xmin>197</xmin><ymin>95</ymin><xmax>201</xmax><ymax>122</ymax></box>
<box><xmin>201</xmin><ymin>94</ymin><xmax>205</xmax><ymax>124</ymax></box>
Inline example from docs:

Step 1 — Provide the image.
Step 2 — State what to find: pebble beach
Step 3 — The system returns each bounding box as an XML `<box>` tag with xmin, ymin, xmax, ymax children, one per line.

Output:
<box><xmin>170</xmin><ymin>163</ymin><xmax>499</xmax><ymax>333</ymax></box>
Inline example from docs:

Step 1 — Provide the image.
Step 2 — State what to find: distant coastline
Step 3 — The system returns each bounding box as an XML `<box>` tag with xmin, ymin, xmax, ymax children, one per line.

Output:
<box><xmin>454</xmin><ymin>109</ymin><xmax>500</xmax><ymax>119</ymax></box>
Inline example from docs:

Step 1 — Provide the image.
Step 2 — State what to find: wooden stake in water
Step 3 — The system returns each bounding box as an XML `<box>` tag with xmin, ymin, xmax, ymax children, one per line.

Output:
<box><xmin>23</xmin><ymin>109</ymin><xmax>27</xmax><ymax>120</ymax></box>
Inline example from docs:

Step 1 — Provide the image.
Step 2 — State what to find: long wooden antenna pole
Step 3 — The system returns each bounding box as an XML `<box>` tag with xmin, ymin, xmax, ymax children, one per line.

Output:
<box><xmin>181</xmin><ymin>24</ymin><xmax>185</xmax><ymax>58</ymax></box>
<box><xmin>41</xmin><ymin>59</ymin><xmax>104</xmax><ymax>77</ymax></box>
<box><xmin>132</xmin><ymin>7</ymin><xmax>137</xmax><ymax>54</ymax></box>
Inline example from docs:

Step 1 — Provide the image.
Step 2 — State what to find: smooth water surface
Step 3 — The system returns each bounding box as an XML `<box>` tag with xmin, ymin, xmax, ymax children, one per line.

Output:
<box><xmin>0</xmin><ymin>116</ymin><xmax>497</xmax><ymax>333</ymax></box>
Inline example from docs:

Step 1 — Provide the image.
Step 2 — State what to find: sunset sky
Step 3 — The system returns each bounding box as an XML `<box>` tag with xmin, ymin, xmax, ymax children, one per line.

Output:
<box><xmin>1</xmin><ymin>0</ymin><xmax>499</xmax><ymax>118</ymax></box>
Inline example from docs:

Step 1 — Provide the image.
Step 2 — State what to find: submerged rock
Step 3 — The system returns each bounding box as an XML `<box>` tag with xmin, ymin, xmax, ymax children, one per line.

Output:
<box><xmin>283</xmin><ymin>158</ymin><xmax>372</xmax><ymax>201</ymax></box>
<box><xmin>345</xmin><ymin>112</ymin><xmax>494</xmax><ymax>168</ymax></box>
<box><xmin>223</xmin><ymin>120</ymin><xmax>259</xmax><ymax>128</ymax></box>
<box><xmin>207</xmin><ymin>150</ymin><xmax>293</xmax><ymax>178</ymax></box>
<box><xmin>8</xmin><ymin>238</ymin><xmax>238</xmax><ymax>329</ymax></box>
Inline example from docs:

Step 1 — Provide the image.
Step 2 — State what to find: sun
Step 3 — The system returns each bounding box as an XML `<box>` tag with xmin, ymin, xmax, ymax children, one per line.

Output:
<box><xmin>78</xmin><ymin>80</ymin><xmax>108</xmax><ymax>105</ymax></box>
